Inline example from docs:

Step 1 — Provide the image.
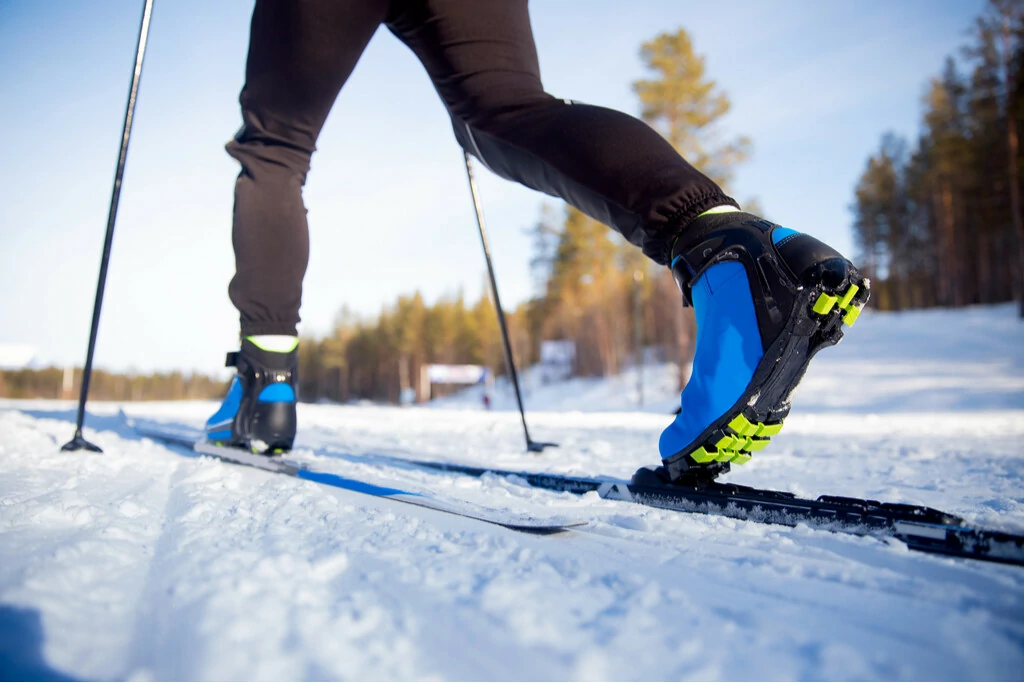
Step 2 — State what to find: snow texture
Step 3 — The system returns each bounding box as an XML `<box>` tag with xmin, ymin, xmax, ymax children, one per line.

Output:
<box><xmin>1</xmin><ymin>303</ymin><xmax>1023</xmax><ymax>680</ymax></box>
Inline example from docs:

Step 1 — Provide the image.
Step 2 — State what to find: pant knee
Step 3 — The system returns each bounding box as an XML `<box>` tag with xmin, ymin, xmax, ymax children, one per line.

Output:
<box><xmin>226</xmin><ymin>126</ymin><xmax>313</xmax><ymax>184</ymax></box>
<box><xmin>449</xmin><ymin>86</ymin><xmax>559</xmax><ymax>136</ymax></box>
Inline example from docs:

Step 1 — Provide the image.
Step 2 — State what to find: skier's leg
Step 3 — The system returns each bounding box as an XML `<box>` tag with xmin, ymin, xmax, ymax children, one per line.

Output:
<box><xmin>227</xmin><ymin>0</ymin><xmax>388</xmax><ymax>337</ymax></box>
<box><xmin>385</xmin><ymin>0</ymin><xmax>734</xmax><ymax>267</ymax></box>
<box><xmin>390</xmin><ymin>0</ymin><xmax>869</xmax><ymax>480</ymax></box>
<box><xmin>215</xmin><ymin>0</ymin><xmax>388</xmax><ymax>453</ymax></box>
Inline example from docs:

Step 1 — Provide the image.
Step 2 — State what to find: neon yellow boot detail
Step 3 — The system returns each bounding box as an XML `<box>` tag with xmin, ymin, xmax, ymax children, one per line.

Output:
<box><xmin>837</xmin><ymin>284</ymin><xmax>859</xmax><ymax>309</ymax></box>
<box><xmin>755</xmin><ymin>422</ymin><xmax>784</xmax><ymax>437</ymax></box>
<box><xmin>690</xmin><ymin>446</ymin><xmax>717</xmax><ymax>464</ymax></box>
<box><xmin>715</xmin><ymin>449</ymin><xmax>738</xmax><ymax>462</ymax></box>
<box><xmin>728</xmin><ymin>414</ymin><xmax>758</xmax><ymax>437</ymax></box>
<box><xmin>746</xmin><ymin>438</ymin><xmax>771</xmax><ymax>452</ymax></box>
<box><xmin>813</xmin><ymin>293</ymin><xmax>838</xmax><ymax>315</ymax></box>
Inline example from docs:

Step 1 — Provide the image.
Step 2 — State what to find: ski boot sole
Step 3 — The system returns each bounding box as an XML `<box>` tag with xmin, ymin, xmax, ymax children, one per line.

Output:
<box><xmin>209</xmin><ymin>437</ymin><xmax>291</xmax><ymax>456</ymax></box>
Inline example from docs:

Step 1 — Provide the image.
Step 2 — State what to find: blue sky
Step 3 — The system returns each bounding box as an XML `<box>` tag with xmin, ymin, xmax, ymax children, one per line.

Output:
<box><xmin>0</xmin><ymin>0</ymin><xmax>983</xmax><ymax>375</ymax></box>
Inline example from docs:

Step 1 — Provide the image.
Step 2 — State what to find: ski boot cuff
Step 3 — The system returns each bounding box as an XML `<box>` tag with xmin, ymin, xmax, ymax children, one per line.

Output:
<box><xmin>227</xmin><ymin>338</ymin><xmax>299</xmax><ymax>380</ymax></box>
<box><xmin>669</xmin><ymin>211</ymin><xmax>767</xmax><ymax>305</ymax></box>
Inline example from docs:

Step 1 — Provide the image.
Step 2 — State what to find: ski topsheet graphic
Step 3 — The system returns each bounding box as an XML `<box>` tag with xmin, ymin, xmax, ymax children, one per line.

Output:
<box><xmin>121</xmin><ymin>413</ymin><xmax>583</xmax><ymax>534</ymax></box>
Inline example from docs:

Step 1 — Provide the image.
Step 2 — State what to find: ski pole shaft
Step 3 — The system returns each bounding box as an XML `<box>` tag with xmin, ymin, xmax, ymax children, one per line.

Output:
<box><xmin>63</xmin><ymin>0</ymin><xmax>154</xmax><ymax>453</ymax></box>
<box><xmin>463</xmin><ymin>152</ymin><xmax>555</xmax><ymax>453</ymax></box>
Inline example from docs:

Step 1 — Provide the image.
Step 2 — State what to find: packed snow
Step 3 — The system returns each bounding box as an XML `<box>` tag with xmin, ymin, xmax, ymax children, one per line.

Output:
<box><xmin>1</xmin><ymin>304</ymin><xmax>1023</xmax><ymax>680</ymax></box>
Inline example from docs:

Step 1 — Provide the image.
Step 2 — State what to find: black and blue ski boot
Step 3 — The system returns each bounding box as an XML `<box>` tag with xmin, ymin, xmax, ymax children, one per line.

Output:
<box><xmin>656</xmin><ymin>208</ymin><xmax>869</xmax><ymax>484</ymax></box>
<box><xmin>206</xmin><ymin>336</ymin><xmax>298</xmax><ymax>454</ymax></box>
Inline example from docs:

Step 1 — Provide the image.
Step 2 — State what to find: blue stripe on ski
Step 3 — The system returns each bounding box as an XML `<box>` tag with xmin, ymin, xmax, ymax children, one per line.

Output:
<box><xmin>118</xmin><ymin>412</ymin><xmax>580</xmax><ymax>533</ymax></box>
<box><xmin>296</xmin><ymin>469</ymin><xmax>419</xmax><ymax>498</ymax></box>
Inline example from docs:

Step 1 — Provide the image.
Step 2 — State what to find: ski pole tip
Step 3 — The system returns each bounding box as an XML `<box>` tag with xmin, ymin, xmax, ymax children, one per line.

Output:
<box><xmin>61</xmin><ymin>433</ymin><xmax>103</xmax><ymax>453</ymax></box>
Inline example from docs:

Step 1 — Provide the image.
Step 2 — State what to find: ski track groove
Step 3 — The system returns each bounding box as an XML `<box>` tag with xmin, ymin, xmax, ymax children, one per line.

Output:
<box><xmin>0</xmin><ymin>414</ymin><xmax>174</xmax><ymax>679</ymax></box>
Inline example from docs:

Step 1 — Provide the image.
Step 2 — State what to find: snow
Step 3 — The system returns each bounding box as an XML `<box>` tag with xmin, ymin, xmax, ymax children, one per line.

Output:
<box><xmin>2</xmin><ymin>303</ymin><xmax>1023</xmax><ymax>680</ymax></box>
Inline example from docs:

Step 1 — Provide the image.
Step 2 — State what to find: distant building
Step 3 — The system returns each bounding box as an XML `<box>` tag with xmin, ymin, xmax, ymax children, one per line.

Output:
<box><xmin>538</xmin><ymin>340</ymin><xmax>575</xmax><ymax>384</ymax></box>
<box><xmin>0</xmin><ymin>344</ymin><xmax>37</xmax><ymax>370</ymax></box>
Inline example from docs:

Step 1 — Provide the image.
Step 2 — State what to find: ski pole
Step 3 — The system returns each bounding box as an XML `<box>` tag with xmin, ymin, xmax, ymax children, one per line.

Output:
<box><xmin>463</xmin><ymin>151</ymin><xmax>557</xmax><ymax>453</ymax></box>
<box><xmin>62</xmin><ymin>0</ymin><xmax>154</xmax><ymax>453</ymax></box>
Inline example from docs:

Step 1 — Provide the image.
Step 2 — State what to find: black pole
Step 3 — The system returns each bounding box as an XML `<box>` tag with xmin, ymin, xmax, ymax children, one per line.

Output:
<box><xmin>62</xmin><ymin>0</ymin><xmax>154</xmax><ymax>453</ymax></box>
<box><xmin>463</xmin><ymin>151</ymin><xmax>556</xmax><ymax>453</ymax></box>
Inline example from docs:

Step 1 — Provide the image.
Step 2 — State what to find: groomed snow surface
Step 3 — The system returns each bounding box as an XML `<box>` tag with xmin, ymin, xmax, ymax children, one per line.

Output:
<box><xmin>2</xmin><ymin>304</ymin><xmax>1023</xmax><ymax>680</ymax></box>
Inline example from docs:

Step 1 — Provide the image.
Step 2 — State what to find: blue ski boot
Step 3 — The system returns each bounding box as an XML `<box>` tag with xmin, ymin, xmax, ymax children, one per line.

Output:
<box><xmin>654</xmin><ymin>209</ymin><xmax>869</xmax><ymax>484</ymax></box>
<box><xmin>206</xmin><ymin>336</ymin><xmax>298</xmax><ymax>454</ymax></box>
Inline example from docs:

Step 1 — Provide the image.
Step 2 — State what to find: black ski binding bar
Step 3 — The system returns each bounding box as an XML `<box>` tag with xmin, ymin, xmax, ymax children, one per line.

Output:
<box><xmin>613</xmin><ymin>467</ymin><xmax>1024</xmax><ymax>566</ymax></box>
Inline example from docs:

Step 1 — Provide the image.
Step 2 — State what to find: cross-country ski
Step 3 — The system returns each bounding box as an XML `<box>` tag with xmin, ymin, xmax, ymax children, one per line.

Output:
<box><xmin>123</xmin><ymin>414</ymin><xmax>583</xmax><ymax>534</ymax></box>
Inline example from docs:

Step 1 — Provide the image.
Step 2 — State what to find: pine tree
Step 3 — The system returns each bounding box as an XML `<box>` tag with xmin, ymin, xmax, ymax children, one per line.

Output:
<box><xmin>851</xmin><ymin>0</ymin><xmax>1024</xmax><ymax>314</ymax></box>
<box><xmin>633</xmin><ymin>29</ymin><xmax>751</xmax><ymax>190</ymax></box>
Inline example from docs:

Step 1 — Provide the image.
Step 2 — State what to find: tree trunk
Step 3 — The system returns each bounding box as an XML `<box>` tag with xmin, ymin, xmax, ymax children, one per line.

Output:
<box><xmin>1002</xmin><ymin>12</ymin><xmax>1024</xmax><ymax>316</ymax></box>
<box><xmin>939</xmin><ymin>182</ymin><xmax>959</xmax><ymax>306</ymax></box>
<box><xmin>1007</xmin><ymin>78</ymin><xmax>1024</xmax><ymax>316</ymax></box>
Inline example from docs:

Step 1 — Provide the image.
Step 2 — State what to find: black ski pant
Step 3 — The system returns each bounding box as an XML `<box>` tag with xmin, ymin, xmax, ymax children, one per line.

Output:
<box><xmin>228</xmin><ymin>0</ymin><xmax>736</xmax><ymax>336</ymax></box>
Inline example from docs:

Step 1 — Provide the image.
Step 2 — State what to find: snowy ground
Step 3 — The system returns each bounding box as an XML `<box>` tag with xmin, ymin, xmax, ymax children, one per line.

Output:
<box><xmin>1</xmin><ymin>304</ymin><xmax>1023</xmax><ymax>680</ymax></box>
